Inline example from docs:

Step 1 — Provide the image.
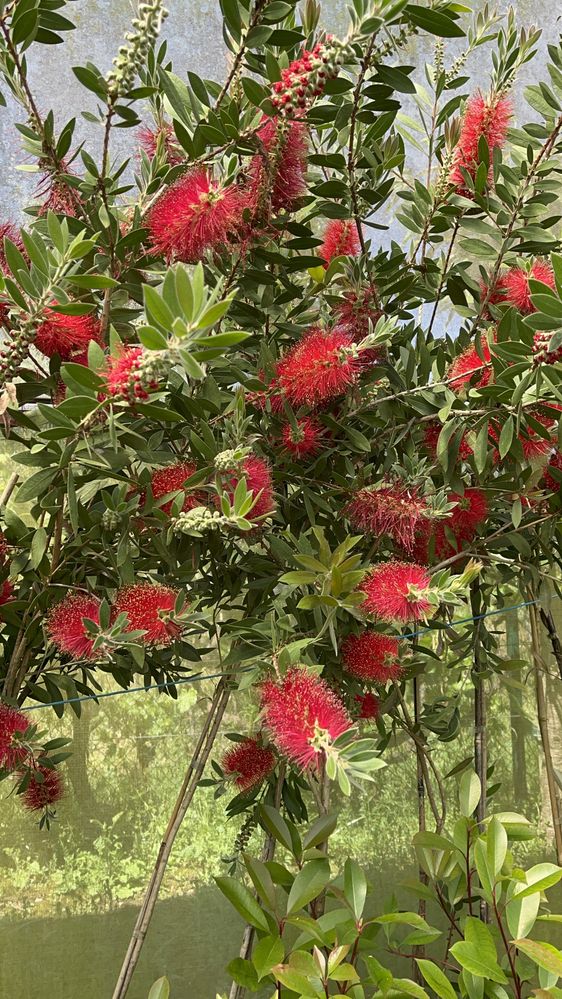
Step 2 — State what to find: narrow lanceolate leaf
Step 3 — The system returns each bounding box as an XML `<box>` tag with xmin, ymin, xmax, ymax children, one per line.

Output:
<box><xmin>512</xmin><ymin>940</ymin><xmax>562</xmax><ymax>976</ymax></box>
<box><xmin>343</xmin><ymin>858</ymin><xmax>367</xmax><ymax>920</ymax></box>
<box><xmin>416</xmin><ymin>959</ymin><xmax>457</xmax><ymax>999</ymax></box>
<box><xmin>286</xmin><ymin>858</ymin><xmax>331</xmax><ymax>915</ymax></box>
<box><xmin>215</xmin><ymin>877</ymin><xmax>270</xmax><ymax>931</ymax></box>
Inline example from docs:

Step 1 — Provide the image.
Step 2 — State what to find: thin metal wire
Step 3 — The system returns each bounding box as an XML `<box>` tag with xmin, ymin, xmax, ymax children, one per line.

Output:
<box><xmin>17</xmin><ymin>597</ymin><xmax>539</xmax><ymax>713</ymax></box>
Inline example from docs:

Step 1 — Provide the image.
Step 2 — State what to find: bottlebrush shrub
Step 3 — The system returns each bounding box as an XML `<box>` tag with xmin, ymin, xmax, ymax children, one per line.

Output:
<box><xmin>0</xmin><ymin>0</ymin><xmax>559</xmax><ymax>882</ymax></box>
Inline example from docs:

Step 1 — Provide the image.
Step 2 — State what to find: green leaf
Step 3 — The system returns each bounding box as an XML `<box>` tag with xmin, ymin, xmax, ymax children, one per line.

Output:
<box><xmin>258</xmin><ymin>805</ymin><xmax>296</xmax><ymax>853</ymax></box>
<box><xmin>16</xmin><ymin>467</ymin><xmax>58</xmax><ymax>504</ymax></box>
<box><xmin>459</xmin><ymin>770</ymin><xmax>481</xmax><ymax>818</ymax></box>
<box><xmin>514</xmin><ymin>864</ymin><xmax>562</xmax><ymax>899</ymax></box>
<box><xmin>227</xmin><ymin>957</ymin><xmax>259</xmax><ymax>990</ymax></box>
<box><xmin>487</xmin><ymin>815</ymin><xmax>508</xmax><ymax>879</ymax></box>
<box><xmin>344</xmin><ymin>858</ymin><xmax>367</xmax><ymax>920</ymax></box>
<box><xmin>252</xmin><ymin>935</ymin><xmax>284</xmax><ymax>980</ymax></box>
<box><xmin>215</xmin><ymin>877</ymin><xmax>269</xmax><ymax>932</ymax></box>
<box><xmin>286</xmin><ymin>858</ymin><xmax>331</xmax><ymax>915</ymax></box>
<box><xmin>405</xmin><ymin>4</ymin><xmax>465</xmax><ymax>36</ymax></box>
<box><xmin>148</xmin><ymin>978</ymin><xmax>170</xmax><ymax>999</ymax></box>
<box><xmin>512</xmin><ymin>940</ymin><xmax>562</xmax><ymax>976</ymax></box>
<box><xmin>450</xmin><ymin>918</ymin><xmax>507</xmax><ymax>983</ymax></box>
<box><xmin>416</xmin><ymin>959</ymin><xmax>457</xmax><ymax>999</ymax></box>
<box><xmin>302</xmin><ymin>812</ymin><xmax>338</xmax><ymax>850</ymax></box>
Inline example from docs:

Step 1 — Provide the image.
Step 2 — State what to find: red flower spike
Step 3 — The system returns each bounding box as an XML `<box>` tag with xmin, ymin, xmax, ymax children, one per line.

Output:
<box><xmin>544</xmin><ymin>450</ymin><xmax>562</xmax><ymax>492</ymax></box>
<box><xmin>490</xmin><ymin>406</ymin><xmax>562</xmax><ymax>463</ymax></box>
<box><xmin>34</xmin><ymin>306</ymin><xmax>102</xmax><ymax>361</ymax></box>
<box><xmin>147</xmin><ymin>168</ymin><xmax>251</xmax><ymax>263</ymax></box>
<box><xmin>360</xmin><ymin>561</ymin><xmax>432</xmax><ymax>624</ymax></box>
<box><xmin>112</xmin><ymin>582</ymin><xmax>182</xmax><ymax>646</ymax></box>
<box><xmin>412</xmin><ymin>488</ymin><xmax>488</xmax><ymax>564</ymax></box>
<box><xmin>281</xmin><ymin>417</ymin><xmax>324</xmax><ymax>458</ymax></box>
<box><xmin>332</xmin><ymin>288</ymin><xmax>383</xmax><ymax>365</ymax></box>
<box><xmin>137</xmin><ymin>123</ymin><xmax>183</xmax><ymax>166</ymax></box>
<box><xmin>502</xmin><ymin>260</ymin><xmax>555</xmax><ymax>315</ymax></box>
<box><xmin>260</xmin><ymin>667</ymin><xmax>352</xmax><ymax>770</ymax></box>
<box><xmin>221</xmin><ymin>456</ymin><xmax>275</xmax><ymax>520</ymax></box>
<box><xmin>142</xmin><ymin>462</ymin><xmax>202</xmax><ymax>516</ymax></box>
<box><xmin>0</xmin><ymin>704</ymin><xmax>30</xmax><ymax>771</ymax></box>
<box><xmin>0</xmin><ymin>579</ymin><xmax>13</xmax><ymax>606</ymax></box>
<box><xmin>249</xmin><ymin>117</ymin><xmax>308</xmax><ymax>214</ymax></box>
<box><xmin>342</xmin><ymin>631</ymin><xmax>402</xmax><ymax>684</ymax></box>
<box><xmin>449</xmin><ymin>92</ymin><xmax>511</xmax><ymax>191</ymax></box>
<box><xmin>276</xmin><ymin>327</ymin><xmax>361</xmax><ymax>408</ymax></box>
<box><xmin>222</xmin><ymin>737</ymin><xmax>276</xmax><ymax>792</ymax></box>
<box><xmin>104</xmin><ymin>346</ymin><xmax>159</xmax><ymax>403</ymax></box>
<box><xmin>46</xmin><ymin>594</ymin><xmax>102</xmax><ymax>660</ymax></box>
<box><xmin>423</xmin><ymin>421</ymin><xmax>473</xmax><ymax>460</ymax></box>
<box><xmin>346</xmin><ymin>482</ymin><xmax>429</xmax><ymax>551</ymax></box>
<box><xmin>448</xmin><ymin>338</ymin><xmax>492</xmax><ymax>393</ymax></box>
<box><xmin>22</xmin><ymin>765</ymin><xmax>64</xmax><ymax>812</ymax></box>
<box><xmin>355</xmin><ymin>691</ymin><xmax>381</xmax><ymax>721</ymax></box>
<box><xmin>319</xmin><ymin>219</ymin><xmax>360</xmax><ymax>266</ymax></box>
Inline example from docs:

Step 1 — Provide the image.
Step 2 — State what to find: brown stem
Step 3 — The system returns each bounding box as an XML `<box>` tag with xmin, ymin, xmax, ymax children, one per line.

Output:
<box><xmin>470</xmin><ymin>579</ymin><xmax>488</xmax><ymax>922</ymax></box>
<box><xmin>394</xmin><ymin>683</ymin><xmax>445</xmax><ymax>831</ymax></box>
<box><xmin>539</xmin><ymin>605</ymin><xmax>562</xmax><ymax>681</ymax></box>
<box><xmin>0</xmin><ymin>471</ymin><xmax>18</xmax><ymax>506</ymax></box>
<box><xmin>413</xmin><ymin>676</ymin><xmax>428</xmax><ymax>982</ymax></box>
<box><xmin>492</xmin><ymin>889</ymin><xmax>522</xmax><ymax>999</ymax></box>
<box><xmin>229</xmin><ymin>765</ymin><xmax>286</xmax><ymax>999</ymax></box>
<box><xmin>528</xmin><ymin>599</ymin><xmax>562</xmax><ymax>864</ymax></box>
<box><xmin>111</xmin><ymin>676</ymin><xmax>232</xmax><ymax>999</ymax></box>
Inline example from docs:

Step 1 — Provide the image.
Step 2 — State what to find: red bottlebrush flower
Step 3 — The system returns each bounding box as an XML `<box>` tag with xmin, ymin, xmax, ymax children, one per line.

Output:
<box><xmin>142</xmin><ymin>462</ymin><xmax>202</xmax><ymax>516</ymax></box>
<box><xmin>490</xmin><ymin>406</ymin><xmax>561</xmax><ymax>463</ymax></box>
<box><xmin>112</xmin><ymin>582</ymin><xmax>182</xmax><ymax>646</ymax></box>
<box><xmin>0</xmin><ymin>704</ymin><xmax>30</xmax><ymax>771</ymax></box>
<box><xmin>355</xmin><ymin>691</ymin><xmax>380</xmax><ymax>721</ymax></box>
<box><xmin>147</xmin><ymin>168</ymin><xmax>250</xmax><ymax>263</ymax></box>
<box><xmin>249</xmin><ymin>116</ymin><xmax>308</xmax><ymax>214</ymax></box>
<box><xmin>544</xmin><ymin>450</ymin><xmax>562</xmax><ymax>492</ymax></box>
<box><xmin>502</xmin><ymin>260</ymin><xmax>555</xmax><ymax>315</ymax></box>
<box><xmin>222</xmin><ymin>737</ymin><xmax>276</xmax><ymax>792</ymax></box>
<box><xmin>34</xmin><ymin>306</ymin><xmax>102</xmax><ymax>361</ymax></box>
<box><xmin>0</xmin><ymin>579</ymin><xmax>13</xmax><ymax>606</ymax></box>
<box><xmin>533</xmin><ymin>331</ymin><xmax>562</xmax><ymax>367</ymax></box>
<box><xmin>221</xmin><ymin>456</ymin><xmax>275</xmax><ymax>520</ymax></box>
<box><xmin>333</xmin><ymin>287</ymin><xmax>383</xmax><ymax>346</ymax></box>
<box><xmin>46</xmin><ymin>594</ymin><xmax>101</xmax><ymax>660</ymax></box>
<box><xmin>138</xmin><ymin>122</ymin><xmax>183</xmax><ymax>166</ymax></box>
<box><xmin>412</xmin><ymin>489</ymin><xmax>488</xmax><ymax>564</ymax></box>
<box><xmin>342</xmin><ymin>631</ymin><xmax>402</xmax><ymax>684</ymax></box>
<box><xmin>0</xmin><ymin>222</ymin><xmax>24</xmax><ymax>274</ymax></box>
<box><xmin>423</xmin><ymin>420</ymin><xmax>473</xmax><ymax>460</ymax></box>
<box><xmin>37</xmin><ymin>170</ymin><xmax>82</xmax><ymax>218</ymax></box>
<box><xmin>449</xmin><ymin>92</ymin><xmax>511</xmax><ymax>190</ymax></box>
<box><xmin>260</xmin><ymin>667</ymin><xmax>352</xmax><ymax>769</ymax></box>
<box><xmin>448</xmin><ymin>338</ymin><xmax>492</xmax><ymax>393</ymax></box>
<box><xmin>360</xmin><ymin>561</ymin><xmax>431</xmax><ymax>624</ymax></box>
<box><xmin>22</xmin><ymin>765</ymin><xmax>64</xmax><ymax>812</ymax></box>
<box><xmin>276</xmin><ymin>327</ymin><xmax>360</xmax><ymax>408</ymax></box>
<box><xmin>281</xmin><ymin>417</ymin><xmax>324</xmax><ymax>458</ymax></box>
<box><xmin>104</xmin><ymin>346</ymin><xmax>159</xmax><ymax>403</ymax></box>
<box><xmin>346</xmin><ymin>482</ymin><xmax>429</xmax><ymax>551</ymax></box>
<box><xmin>319</xmin><ymin>219</ymin><xmax>360</xmax><ymax>265</ymax></box>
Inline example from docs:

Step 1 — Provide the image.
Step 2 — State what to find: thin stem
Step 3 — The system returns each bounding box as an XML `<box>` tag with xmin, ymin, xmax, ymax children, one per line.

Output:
<box><xmin>492</xmin><ymin>889</ymin><xmax>522</xmax><ymax>999</ymax></box>
<box><xmin>426</xmin><ymin>218</ymin><xmax>461</xmax><ymax>337</ymax></box>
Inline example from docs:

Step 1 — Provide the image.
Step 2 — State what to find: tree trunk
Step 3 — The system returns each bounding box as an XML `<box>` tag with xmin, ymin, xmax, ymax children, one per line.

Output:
<box><xmin>505</xmin><ymin>610</ymin><xmax>528</xmax><ymax>803</ymax></box>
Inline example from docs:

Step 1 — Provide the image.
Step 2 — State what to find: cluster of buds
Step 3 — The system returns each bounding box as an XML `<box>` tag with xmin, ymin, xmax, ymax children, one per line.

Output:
<box><xmin>173</xmin><ymin>506</ymin><xmax>226</xmax><ymax>536</ymax></box>
<box><xmin>0</xmin><ymin>322</ymin><xmax>37</xmax><ymax>391</ymax></box>
<box><xmin>533</xmin><ymin>331</ymin><xmax>562</xmax><ymax>367</ymax></box>
<box><xmin>213</xmin><ymin>448</ymin><xmax>249</xmax><ymax>473</ymax></box>
<box><xmin>271</xmin><ymin>36</ymin><xmax>347</xmax><ymax>116</ymax></box>
<box><xmin>101</xmin><ymin>509</ymin><xmax>121</xmax><ymax>532</ymax></box>
<box><xmin>106</xmin><ymin>0</ymin><xmax>168</xmax><ymax>98</ymax></box>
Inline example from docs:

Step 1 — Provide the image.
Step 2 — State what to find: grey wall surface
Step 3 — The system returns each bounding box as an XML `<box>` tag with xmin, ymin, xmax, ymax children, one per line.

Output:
<box><xmin>0</xmin><ymin>0</ymin><xmax>558</xmax><ymax>228</ymax></box>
